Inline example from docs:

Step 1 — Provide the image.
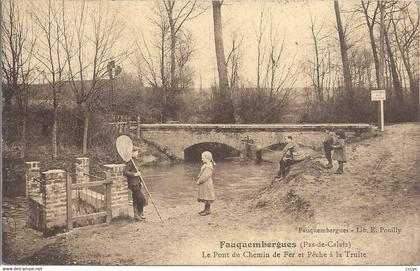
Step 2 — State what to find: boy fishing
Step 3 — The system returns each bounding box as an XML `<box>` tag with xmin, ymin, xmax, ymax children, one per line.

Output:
<box><xmin>274</xmin><ymin>136</ymin><xmax>306</xmax><ymax>181</ymax></box>
<box><xmin>123</xmin><ymin>146</ymin><xmax>147</xmax><ymax>221</ymax></box>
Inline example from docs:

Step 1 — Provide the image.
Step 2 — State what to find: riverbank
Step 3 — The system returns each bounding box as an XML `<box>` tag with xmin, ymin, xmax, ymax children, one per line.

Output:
<box><xmin>2</xmin><ymin>123</ymin><xmax>419</xmax><ymax>265</ymax></box>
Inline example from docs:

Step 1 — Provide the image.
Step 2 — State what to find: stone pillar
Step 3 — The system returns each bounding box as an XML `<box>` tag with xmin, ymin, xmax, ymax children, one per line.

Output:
<box><xmin>41</xmin><ymin>169</ymin><xmax>67</xmax><ymax>231</ymax></box>
<box><xmin>75</xmin><ymin>157</ymin><xmax>89</xmax><ymax>183</ymax></box>
<box><xmin>240</xmin><ymin>136</ymin><xmax>254</xmax><ymax>160</ymax></box>
<box><xmin>104</xmin><ymin>164</ymin><xmax>134</xmax><ymax>219</ymax></box>
<box><xmin>255</xmin><ymin>149</ymin><xmax>262</xmax><ymax>164</ymax></box>
<box><xmin>239</xmin><ymin>142</ymin><xmax>245</xmax><ymax>160</ymax></box>
<box><xmin>25</xmin><ymin>161</ymin><xmax>41</xmax><ymax>201</ymax></box>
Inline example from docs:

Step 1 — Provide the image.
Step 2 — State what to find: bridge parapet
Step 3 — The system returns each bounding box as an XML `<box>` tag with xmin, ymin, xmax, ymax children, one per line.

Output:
<box><xmin>106</xmin><ymin>122</ymin><xmax>374</xmax><ymax>160</ymax></box>
<box><xmin>137</xmin><ymin>123</ymin><xmax>373</xmax><ymax>132</ymax></box>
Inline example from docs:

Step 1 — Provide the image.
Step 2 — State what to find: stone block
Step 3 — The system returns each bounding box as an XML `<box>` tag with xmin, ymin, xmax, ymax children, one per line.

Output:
<box><xmin>104</xmin><ymin>164</ymin><xmax>125</xmax><ymax>173</ymax></box>
<box><xmin>25</xmin><ymin>161</ymin><xmax>40</xmax><ymax>170</ymax></box>
<box><xmin>25</xmin><ymin>161</ymin><xmax>41</xmax><ymax>200</ymax></box>
<box><xmin>41</xmin><ymin>169</ymin><xmax>66</xmax><ymax>180</ymax></box>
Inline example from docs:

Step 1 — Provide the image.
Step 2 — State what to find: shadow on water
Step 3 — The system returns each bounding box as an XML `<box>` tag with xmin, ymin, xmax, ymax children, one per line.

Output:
<box><xmin>142</xmin><ymin>161</ymin><xmax>277</xmax><ymax>206</ymax></box>
<box><xmin>184</xmin><ymin>142</ymin><xmax>240</xmax><ymax>162</ymax></box>
<box><xmin>3</xmin><ymin>142</ymin><xmax>282</xmax><ymax>208</ymax></box>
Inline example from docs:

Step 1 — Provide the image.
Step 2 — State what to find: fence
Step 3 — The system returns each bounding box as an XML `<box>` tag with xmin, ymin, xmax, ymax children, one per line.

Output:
<box><xmin>25</xmin><ymin>158</ymin><xmax>134</xmax><ymax>234</ymax></box>
<box><xmin>67</xmin><ymin>175</ymin><xmax>112</xmax><ymax>230</ymax></box>
<box><xmin>106</xmin><ymin>115</ymin><xmax>141</xmax><ymax>139</ymax></box>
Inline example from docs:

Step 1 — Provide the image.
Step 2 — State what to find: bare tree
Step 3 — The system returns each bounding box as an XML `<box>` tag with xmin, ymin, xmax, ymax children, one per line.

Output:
<box><xmin>391</xmin><ymin>2</ymin><xmax>419</xmax><ymax>118</ymax></box>
<box><xmin>2</xmin><ymin>0</ymin><xmax>37</xmax><ymax>155</ymax></box>
<box><xmin>226</xmin><ymin>29</ymin><xmax>243</xmax><ymax>89</ymax></box>
<box><xmin>31</xmin><ymin>0</ymin><xmax>67</xmax><ymax>158</ymax></box>
<box><xmin>334</xmin><ymin>0</ymin><xmax>353</xmax><ymax>101</ymax></box>
<box><xmin>236</xmin><ymin>9</ymin><xmax>297</xmax><ymax>123</ymax></box>
<box><xmin>349</xmin><ymin>47</ymin><xmax>374</xmax><ymax>88</ymax></box>
<box><xmin>308</xmin><ymin>12</ymin><xmax>329</xmax><ymax>105</ymax></box>
<box><xmin>212</xmin><ymin>0</ymin><xmax>235</xmax><ymax>123</ymax></box>
<box><xmin>384</xmin><ymin>22</ymin><xmax>403</xmax><ymax>106</ymax></box>
<box><xmin>163</xmin><ymin>0</ymin><xmax>205</xmax><ymax>93</ymax></box>
<box><xmin>1</xmin><ymin>0</ymin><xmax>24</xmax><ymax>111</ymax></box>
<box><xmin>61</xmin><ymin>0</ymin><xmax>128</xmax><ymax>154</ymax></box>
<box><xmin>358</xmin><ymin>0</ymin><xmax>381</xmax><ymax>88</ymax></box>
<box><xmin>175</xmin><ymin>30</ymin><xmax>195</xmax><ymax>91</ymax></box>
<box><xmin>255</xmin><ymin>9</ymin><xmax>268</xmax><ymax>90</ymax></box>
<box><xmin>261</xmin><ymin>17</ymin><xmax>297</xmax><ymax>122</ymax></box>
<box><xmin>134</xmin><ymin>1</ymin><xmax>198</xmax><ymax>122</ymax></box>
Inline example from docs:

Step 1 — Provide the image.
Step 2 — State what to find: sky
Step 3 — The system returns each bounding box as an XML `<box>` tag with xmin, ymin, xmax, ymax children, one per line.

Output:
<box><xmin>22</xmin><ymin>0</ymin><xmax>372</xmax><ymax>88</ymax></box>
<box><xmin>114</xmin><ymin>0</ymin><xmax>381</xmax><ymax>89</ymax></box>
<box><xmin>110</xmin><ymin>0</ymin><xmax>348</xmax><ymax>88</ymax></box>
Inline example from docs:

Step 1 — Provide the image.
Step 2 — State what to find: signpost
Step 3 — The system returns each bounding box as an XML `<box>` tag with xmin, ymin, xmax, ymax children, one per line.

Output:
<box><xmin>371</xmin><ymin>89</ymin><xmax>386</xmax><ymax>132</ymax></box>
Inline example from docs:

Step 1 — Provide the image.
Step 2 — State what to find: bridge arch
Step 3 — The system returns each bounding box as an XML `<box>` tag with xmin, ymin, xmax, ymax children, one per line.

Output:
<box><xmin>184</xmin><ymin>142</ymin><xmax>240</xmax><ymax>162</ymax></box>
<box><xmin>135</xmin><ymin>123</ymin><xmax>373</xmax><ymax>160</ymax></box>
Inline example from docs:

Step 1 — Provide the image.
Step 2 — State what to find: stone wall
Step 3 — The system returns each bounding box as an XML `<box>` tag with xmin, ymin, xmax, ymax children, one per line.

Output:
<box><xmin>138</xmin><ymin>124</ymin><xmax>372</xmax><ymax>160</ymax></box>
<box><xmin>26</xmin><ymin>158</ymin><xmax>134</xmax><ymax>234</ymax></box>
<box><xmin>41</xmin><ymin>169</ymin><xmax>67</xmax><ymax>231</ymax></box>
<box><xmin>25</xmin><ymin>161</ymin><xmax>41</xmax><ymax>203</ymax></box>
<box><xmin>104</xmin><ymin>164</ymin><xmax>134</xmax><ymax>218</ymax></box>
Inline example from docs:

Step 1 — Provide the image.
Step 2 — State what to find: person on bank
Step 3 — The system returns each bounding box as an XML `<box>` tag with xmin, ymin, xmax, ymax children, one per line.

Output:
<box><xmin>196</xmin><ymin>151</ymin><xmax>216</xmax><ymax>216</ymax></box>
<box><xmin>275</xmin><ymin>136</ymin><xmax>306</xmax><ymax>181</ymax></box>
<box><xmin>332</xmin><ymin>130</ymin><xmax>347</xmax><ymax>174</ymax></box>
<box><xmin>323</xmin><ymin>129</ymin><xmax>335</xmax><ymax>169</ymax></box>
<box><xmin>123</xmin><ymin>146</ymin><xmax>147</xmax><ymax>221</ymax></box>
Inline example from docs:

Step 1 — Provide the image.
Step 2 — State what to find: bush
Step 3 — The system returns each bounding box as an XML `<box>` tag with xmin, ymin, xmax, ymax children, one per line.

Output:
<box><xmin>300</xmin><ymin>86</ymin><xmax>416</xmax><ymax>123</ymax></box>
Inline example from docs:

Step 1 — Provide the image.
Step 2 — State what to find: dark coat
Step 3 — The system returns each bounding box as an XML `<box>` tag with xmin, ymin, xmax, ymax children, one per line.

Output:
<box><xmin>123</xmin><ymin>161</ymin><xmax>142</xmax><ymax>189</ymax></box>
<box><xmin>123</xmin><ymin>160</ymin><xmax>147</xmax><ymax>209</ymax></box>
<box><xmin>281</xmin><ymin>142</ymin><xmax>306</xmax><ymax>161</ymax></box>
<box><xmin>197</xmin><ymin>163</ymin><xmax>216</xmax><ymax>202</ymax></box>
<box><xmin>323</xmin><ymin>132</ymin><xmax>335</xmax><ymax>150</ymax></box>
<box><xmin>332</xmin><ymin>138</ymin><xmax>347</xmax><ymax>162</ymax></box>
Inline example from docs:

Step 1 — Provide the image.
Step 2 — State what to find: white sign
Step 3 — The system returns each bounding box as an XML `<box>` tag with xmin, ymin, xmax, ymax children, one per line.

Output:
<box><xmin>371</xmin><ymin>89</ymin><xmax>386</xmax><ymax>101</ymax></box>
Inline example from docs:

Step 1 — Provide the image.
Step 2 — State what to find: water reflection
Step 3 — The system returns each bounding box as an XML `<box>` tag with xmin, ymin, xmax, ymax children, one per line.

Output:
<box><xmin>140</xmin><ymin>160</ymin><xmax>277</xmax><ymax>207</ymax></box>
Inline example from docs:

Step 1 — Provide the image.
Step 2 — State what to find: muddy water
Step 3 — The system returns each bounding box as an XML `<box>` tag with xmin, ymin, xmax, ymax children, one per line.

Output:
<box><xmin>4</xmin><ymin>152</ymin><xmax>281</xmax><ymax>207</ymax></box>
<box><xmin>139</xmin><ymin>160</ymin><xmax>278</xmax><ymax>208</ymax></box>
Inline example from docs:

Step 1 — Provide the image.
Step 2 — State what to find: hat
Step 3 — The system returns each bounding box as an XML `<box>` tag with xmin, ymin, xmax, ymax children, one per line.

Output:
<box><xmin>202</xmin><ymin>151</ymin><xmax>216</xmax><ymax>167</ymax></box>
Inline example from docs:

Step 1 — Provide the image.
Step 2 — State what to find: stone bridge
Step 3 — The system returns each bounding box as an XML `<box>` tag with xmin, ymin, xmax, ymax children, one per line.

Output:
<box><xmin>130</xmin><ymin>123</ymin><xmax>373</xmax><ymax>160</ymax></box>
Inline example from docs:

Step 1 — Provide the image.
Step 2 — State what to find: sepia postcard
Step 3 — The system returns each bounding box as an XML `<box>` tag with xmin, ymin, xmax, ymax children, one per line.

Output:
<box><xmin>1</xmin><ymin>0</ymin><xmax>419</xmax><ymax>269</ymax></box>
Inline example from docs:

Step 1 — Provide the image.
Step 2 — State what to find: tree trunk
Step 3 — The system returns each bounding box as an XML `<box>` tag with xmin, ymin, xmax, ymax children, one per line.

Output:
<box><xmin>19</xmin><ymin>109</ymin><xmax>27</xmax><ymax>158</ymax></box>
<box><xmin>82</xmin><ymin>110</ymin><xmax>89</xmax><ymax>155</ymax></box>
<box><xmin>52</xmin><ymin>91</ymin><xmax>58</xmax><ymax>158</ymax></box>
<box><xmin>168</xmin><ymin>5</ymin><xmax>177</xmax><ymax>122</ymax></box>
<box><xmin>160</xmin><ymin>29</ymin><xmax>167</xmax><ymax>123</ymax></box>
<box><xmin>3</xmin><ymin>87</ymin><xmax>13</xmax><ymax>111</ymax></box>
<box><xmin>334</xmin><ymin>0</ymin><xmax>353</xmax><ymax>101</ymax></box>
<box><xmin>412</xmin><ymin>79</ymin><xmax>420</xmax><ymax>121</ymax></box>
<box><xmin>384</xmin><ymin>28</ymin><xmax>403</xmax><ymax>108</ymax></box>
<box><xmin>212</xmin><ymin>0</ymin><xmax>235</xmax><ymax>123</ymax></box>
<box><xmin>367</xmin><ymin>22</ymin><xmax>380</xmax><ymax>88</ymax></box>
<box><xmin>361</xmin><ymin>1</ymin><xmax>380</xmax><ymax>88</ymax></box>
<box><xmin>169</xmin><ymin>21</ymin><xmax>176</xmax><ymax>91</ymax></box>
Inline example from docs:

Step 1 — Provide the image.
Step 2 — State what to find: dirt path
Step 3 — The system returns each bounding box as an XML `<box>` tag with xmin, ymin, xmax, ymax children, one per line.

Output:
<box><xmin>3</xmin><ymin>123</ymin><xmax>419</xmax><ymax>265</ymax></box>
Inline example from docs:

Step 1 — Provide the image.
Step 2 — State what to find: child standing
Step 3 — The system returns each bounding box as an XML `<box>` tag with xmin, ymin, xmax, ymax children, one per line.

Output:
<box><xmin>332</xmin><ymin>130</ymin><xmax>347</xmax><ymax>174</ymax></box>
<box><xmin>323</xmin><ymin>129</ymin><xmax>335</xmax><ymax>169</ymax></box>
<box><xmin>196</xmin><ymin>151</ymin><xmax>216</xmax><ymax>216</ymax></box>
<box><xmin>123</xmin><ymin>146</ymin><xmax>147</xmax><ymax>221</ymax></box>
